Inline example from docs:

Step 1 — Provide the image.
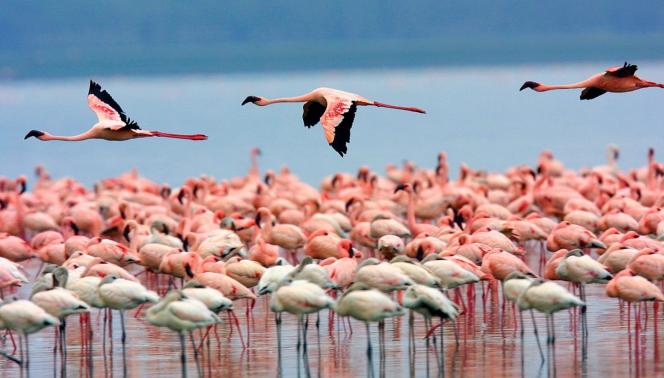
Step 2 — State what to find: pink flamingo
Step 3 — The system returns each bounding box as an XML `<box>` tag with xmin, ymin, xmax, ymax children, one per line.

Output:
<box><xmin>25</xmin><ymin>81</ymin><xmax>207</xmax><ymax>142</ymax></box>
<box><xmin>242</xmin><ymin>87</ymin><xmax>425</xmax><ymax>156</ymax></box>
<box><xmin>520</xmin><ymin>62</ymin><xmax>664</xmax><ymax>100</ymax></box>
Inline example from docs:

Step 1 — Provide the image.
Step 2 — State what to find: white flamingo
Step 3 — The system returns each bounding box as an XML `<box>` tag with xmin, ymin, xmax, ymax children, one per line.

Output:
<box><xmin>0</xmin><ymin>299</ymin><xmax>59</xmax><ymax>368</ymax></box>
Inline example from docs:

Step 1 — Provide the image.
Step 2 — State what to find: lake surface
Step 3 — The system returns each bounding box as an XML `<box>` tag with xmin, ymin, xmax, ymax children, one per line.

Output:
<box><xmin>0</xmin><ymin>251</ymin><xmax>662</xmax><ymax>377</ymax></box>
<box><xmin>1</xmin><ymin>61</ymin><xmax>664</xmax><ymax>187</ymax></box>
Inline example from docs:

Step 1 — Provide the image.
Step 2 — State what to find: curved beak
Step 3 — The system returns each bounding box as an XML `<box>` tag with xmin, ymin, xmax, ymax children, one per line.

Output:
<box><xmin>24</xmin><ymin>130</ymin><xmax>44</xmax><ymax>140</ymax></box>
<box><xmin>519</xmin><ymin>81</ymin><xmax>541</xmax><ymax>91</ymax></box>
<box><xmin>242</xmin><ymin>96</ymin><xmax>260</xmax><ymax>105</ymax></box>
<box><xmin>589</xmin><ymin>240</ymin><xmax>607</xmax><ymax>249</ymax></box>
<box><xmin>394</xmin><ymin>184</ymin><xmax>407</xmax><ymax>194</ymax></box>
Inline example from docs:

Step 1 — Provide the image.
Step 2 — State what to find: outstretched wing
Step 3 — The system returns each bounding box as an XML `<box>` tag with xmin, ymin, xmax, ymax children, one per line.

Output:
<box><xmin>87</xmin><ymin>81</ymin><xmax>140</xmax><ymax>130</ymax></box>
<box><xmin>605</xmin><ymin>62</ymin><xmax>638</xmax><ymax>78</ymax></box>
<box><xmin>580</xmin><ymin>87</ymin><xmax>607</xmax><ymax>100</ymax></box>
<box><xmin>302</xmin><ymin>101</ymin><xmax>326</xmax><ymax>128</ymax></box>
<box><xmin>320</xmin><ymin>97</ymin><xmax>357</xmax><ymax>157</ymax></box>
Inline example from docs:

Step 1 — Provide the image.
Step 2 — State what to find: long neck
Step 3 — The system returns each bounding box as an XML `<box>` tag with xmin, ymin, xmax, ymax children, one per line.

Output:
<box><xmin>261</xmin><ymin>212</ymin><xmax>273</xmax><ymax>240</ymax></box>
<box><xmin>406</xmin><ymin>191</ymin><xmax>417</xmax><ymax>233</ymax></box>
<box><xmin>249</xmin><ymin>155</ymin><xmax>259</xmax><ymax>178</ymax></box>
<box><xmin>537</xmin><ymin>80</ymin><xmax>591</xmax><ymax>91</ymax></box>
<box><xmin>263</xmin><ymin>94</ymin><xmax>313</xmax><ymax>105</ymax></box>
<box><xmin>42</xmin><ymin>131</ymin><xmax>93</xmax><ymax>141</ymax></box>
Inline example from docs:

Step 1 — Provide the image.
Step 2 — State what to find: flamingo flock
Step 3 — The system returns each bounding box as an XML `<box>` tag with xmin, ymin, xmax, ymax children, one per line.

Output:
<box><xmin>25</xmin><ymin>62</ymin><xmax>662</xmax><ymax>158</ymax></box>
<box><xmin>1</xmin><ymin>145</ymin><xmax>663</xmax><ymax>376</ymax></box>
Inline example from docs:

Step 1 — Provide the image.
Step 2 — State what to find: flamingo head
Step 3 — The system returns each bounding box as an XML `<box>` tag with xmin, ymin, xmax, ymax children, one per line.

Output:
<box><xmin>24</xmin><ymin>130</ymin><xmax>46</xmax><ymax>140</ymax></box>
<box><xmin>242</xmin><ymin>96</ymin><xmax>266</xmax><ymax>106</ymax></box>
<box><xmin>519</xmin><ymin>81</ymin><xmax>541</xmax><ymax>91</ymax></box>
<box><xmin>393</xmin><ymin>183</ymin><xmax>411</xmax><ymax>194</ymax></box>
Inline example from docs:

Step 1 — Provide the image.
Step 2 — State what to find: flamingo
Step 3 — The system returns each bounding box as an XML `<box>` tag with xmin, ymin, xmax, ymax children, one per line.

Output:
<box><xmin>390</xmin><ymin>256</ymin><xmax>441</xmax><ymax>288</ymax></box>
<box><xmin>256</xmin><ymin>261</ymin><xmax>295</xmax><ymax>295</ymax></box>
<box><xmin>422</xmin><ymin>255</ymin><xmax>479</xmax><ymax>290</ymax></box>
<box><xmin>286</xmin><ymin>256</ymin><xmax>338</xmax><ymax>289</ymax></box>
<box><xmin>241</xmin><ymin>87</ymin><xmax>425</xmax><ymax>156</ymax></box>
<box><xmin>97</xmin><ymin>274</ymin><xmax>158</xmax><ymax>373</ymax></box>
<box><xmin>182</xmin><ymin>280</ymin><xmax>233</xmax><ymax>314</ymax></box>
<box><xmin>146</xmin><ymin>290</ymin><xmax>220</xmax><ymax>377</ymax></box>
<box><xmin>24</xmin><ymin>81</ymin><xmax>207</xmax><ymax>142</ymax></box>
<box><xmin>377</xmin><ymin>235</ymin><xmax>405</xmax><ymax>260</ymax></box>
<box><xmin>0</xmin><ymin>299</ymin><xmax>60</xmax><ymax>368</ymax></box>
<box><xmin>520</xmin><ymin>62</ymin><xmax>664</xmax><ymax>100</ymax></box>
<box><xmin>31</xmin><ymin>281</ymin><xmax>89</xmax><ymax>369</ymax></box>
<box><xmin>403</xmin><ymin>283</ymin><xmax>460</xmax><ymax>364</ymax></box>
<box><xmin>335</xmin><ymin>282</ymin><xmax>404</xmax><ymax>359</ymax></box>
<box><xmin>270</xmin><ymin>279</ymin><xmax>335</xmax><ymax>359</ymax></box>
<box><xmin>517</xmin><ymin>279</ymin><xmax>584</xmax><ymax>360</ymax></box>
<box><xmin>354</xmin><ymin>258</ymin><xmax>414</xmax><ymax>292</ymax></box>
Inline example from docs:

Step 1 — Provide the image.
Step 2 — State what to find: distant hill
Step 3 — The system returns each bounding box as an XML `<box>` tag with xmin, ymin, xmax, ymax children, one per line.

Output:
<box><xmin>2</xmin><ymin>1</ymin><xmax>664</xmax><ymax>79</ymax></box>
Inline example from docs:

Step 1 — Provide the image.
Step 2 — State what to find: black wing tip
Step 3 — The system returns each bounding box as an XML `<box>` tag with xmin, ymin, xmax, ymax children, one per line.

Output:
<box><xmin>607</xmin><ymin>62</ymin><xmax>638</xmax><ymax>77</ymax></box>
<box><xmin>24</xmin><ymin>130</ymin><xmax>44</xmax><ymax>139</ymax></box>
<box><xmin>329</xmin><ymin>102</ymin><xmax>357</xmax><ymax>158</ymax></box>
<box><xmin>519</xmin><ymin>81</ymin><xmax>540</xmax><ymax>91</ymax></box>
<box><xmin>331</xmin><ymin>145</ymin><xmax>347</xmax><ymax>157</ymax></box>
<box><xmin>88</xmin><ymin>80</ymin><xmax>101</xmax><ymax>95</ymax></box>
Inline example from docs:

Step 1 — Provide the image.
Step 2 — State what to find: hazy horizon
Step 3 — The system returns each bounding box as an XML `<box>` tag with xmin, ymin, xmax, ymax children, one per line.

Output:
<box><xmin>3</xmin><ymin>1</ymin><xmax>664</xmax><ymax>80</ymax></box>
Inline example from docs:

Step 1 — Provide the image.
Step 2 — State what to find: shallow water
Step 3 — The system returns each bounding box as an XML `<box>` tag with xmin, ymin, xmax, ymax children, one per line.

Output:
<box><xmin>0</xmin><ymin>249</ymin><xmax>662</xmax><ymax>378</ymax></box>
<box><xmin>2</xmin><ymin>61</ymin><xmax>664</xmax><ymax>187</ymax></box>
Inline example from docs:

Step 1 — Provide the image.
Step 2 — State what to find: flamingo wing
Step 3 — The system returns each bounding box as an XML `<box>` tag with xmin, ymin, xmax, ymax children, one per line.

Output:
<box><xmin>87</xmin><ymin>81</ymin><xmax>141</xmax><ymax>130</ymax></box>
<box><xmin>605</xmin><ymin>62</ymin><xmax>638</xmax><ymax>78</ymax></box>
<box><xmin>302</xmin><ymin>101</ymin><xmax>326</xmax><ymax>128</ymax></box>
<box><xmin>320</xmin><ymin>97</ymin><xmax>357</xmax><ymax>157</ymax></box>
<box><xmin>580</xmin><ymin>87</ymin><xmax>607</xmax><ymax>100</ymax></box>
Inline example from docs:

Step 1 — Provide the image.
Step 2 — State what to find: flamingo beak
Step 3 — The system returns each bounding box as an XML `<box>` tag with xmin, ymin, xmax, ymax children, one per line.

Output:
<box><xmin>242</xmin><ymin>96</ymin><xmax>261</xmax><ymax>105</ymax></box>
<box><xmin>519</xmin><ymin>81</ymin><xmax>541</xmax><ymax>91</ymax></box>
<box><xmin>24</xmin><ymin>130</ymin><xmax>44</xmax><ymax>140</ymax></box>
<box><xmin>394</xmin><ymin>184</ymin><xmax>407</xmax><ymax>194</ymax></box>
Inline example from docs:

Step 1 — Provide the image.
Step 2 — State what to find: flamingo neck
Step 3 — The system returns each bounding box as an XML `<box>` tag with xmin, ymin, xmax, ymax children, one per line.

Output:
<box><xmin>536</xmin><ymin>82</ymin><xmax>590</xmax><ymax>91</ymax></box>
<box><xmin>249</xmin><ymin>155</ymin><xmax>259</xmax><ymax>178</ymax></box>
<box><xmin>405</xmin><ymin>190</ymin><xmax>417</xmax><ymax>234</ymax></box>
<box><xmin>263</xmin><ymin>94</ymin><xmax>313</xmax><ymax>105</ymax></box>
<box><xmin>41</xmin><ymin>133</ymin><xmax>90</xmax><ymax>141</ymax></box>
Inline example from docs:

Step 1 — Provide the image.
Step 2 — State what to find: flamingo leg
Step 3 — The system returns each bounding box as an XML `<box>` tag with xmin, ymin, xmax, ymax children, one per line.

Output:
<box><xmin>275</xmin><ymin>313</ymin><xmax>283</xmax><ymax>377</ymax></box>
<box><xmin>179</xmin><ymin>332</ymin><xmax>188</xmax><ymax>378</ymax></box>
<box><xmin>530</xmin><ymin>310</ymin><xmax>545</xmax><ymax>362</ymax></box>
<box><xmin>189</xmin><ymin>332</ymin><xmax>202</xmax><ymax>378</ymax></box>
<box><xmin>439</xmin><ymin>318</ymin><xmax>446</xmax><ymax>376</ymax></box>
<box><xmin>120</xmin><ymin>311</ymin><xmax>128</xmax><ymax>377</ymax></box>
<box><xmin>229</xmin><ymin>311</ymin><xmax>246</xmax><ymax>349</ymax></box>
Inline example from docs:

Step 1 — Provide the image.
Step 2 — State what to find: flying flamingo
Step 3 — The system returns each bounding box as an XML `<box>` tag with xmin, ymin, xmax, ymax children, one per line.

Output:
<box><xmin>24</xmin><ymin>81</ymin><xmax>207</xmax><ymax>142</ymax></box>
<box><xmin>520</xmin><ymin>62</ymin><xmax>664</xmax><ymax>100</ymax></box>
<box><xmin>241</xmin><ymin>87</ymin><xmax>425</xmax><ymax>156</ymax></box>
